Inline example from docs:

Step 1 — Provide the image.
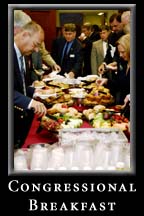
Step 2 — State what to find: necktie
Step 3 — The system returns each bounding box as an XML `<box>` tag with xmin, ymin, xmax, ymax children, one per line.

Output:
<box><xmin>105</xmin><ymin>44</ymin><xmax>113</xmax><ymax>63</ymax></box>
<box><xmin>20</xmin><ymin>56</ymin><xmax>27</xmax><ymax>96</ymax></box>
<box><xmin>61</xmin><ymin>42</ymin><xmax>69</xmax><ymax>64</ymax></box>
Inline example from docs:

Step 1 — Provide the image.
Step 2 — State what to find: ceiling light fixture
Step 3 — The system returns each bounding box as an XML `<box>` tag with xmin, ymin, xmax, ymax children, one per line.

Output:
<box><xmin>97</xmin><ymin>12</ymin><xmax>104</xmax><ymax>16</ymax></box>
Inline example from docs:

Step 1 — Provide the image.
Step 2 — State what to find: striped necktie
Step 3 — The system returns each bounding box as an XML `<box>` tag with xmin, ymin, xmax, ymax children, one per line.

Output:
<box><xmin>19</xmin><ymin>56</ymin><xmax>26</xmax><ymax>96</ymax></box>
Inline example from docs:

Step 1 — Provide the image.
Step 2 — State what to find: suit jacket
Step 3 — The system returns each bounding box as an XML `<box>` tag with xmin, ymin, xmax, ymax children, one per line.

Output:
<box><xmin>14</xmin><ymin>48</ymin><xmax>35</xmax><ymax>110</ymax></box>
<box><xmin>107</xmin><ymin>62</ymin><xmax>130</xmax><ymax>105</ymax></box>
<box><xmin>51</xmin><ymin>37</ymin><xmax>83</xmax><ymax>77</ymax></box>
<box><xmin>104</xmin><ymin>31</ymin><xmax>125</xmax><ymax>64</ymax></box>
<box><xmin>14</xmin><ymin>48</ymin><xmax>35</xmax><ymax>147</ymax></box>
<box><xmin>80</xmin><ymin>31</ymin><xmax>99</xmax><ymax>76</ymax></box>
<box><xmin>91</xmin><ymin>39</ymin><xmax>105</xmax><ymax>75</ymax></box>
<box><xmin>24</xmin><ymin>53</ymin><xmax>41</xmax><ymax>85</ymax></box>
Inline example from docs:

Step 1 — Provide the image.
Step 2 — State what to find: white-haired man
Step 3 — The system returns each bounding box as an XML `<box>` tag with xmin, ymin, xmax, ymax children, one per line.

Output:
<box><xmin>14</xmin><ymin>20</ymin><xmax>47</xmax><ymax>148</ymax></box>
<box><xmin>14</xmin><ymin>10</ymin><xmax>61</xmax><ymax>72</ymax></box>
<box><xmin>121</xmin><ymin>11</ymin><xmax>130</xmax><ymax>33</ymax></box>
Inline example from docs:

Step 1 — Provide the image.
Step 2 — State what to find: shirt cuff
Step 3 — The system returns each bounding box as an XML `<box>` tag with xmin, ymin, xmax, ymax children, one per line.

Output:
<box><xmin>28</xmin><ymin>99</ymin><xmax>33</xmax><ymax>109</ymax></box>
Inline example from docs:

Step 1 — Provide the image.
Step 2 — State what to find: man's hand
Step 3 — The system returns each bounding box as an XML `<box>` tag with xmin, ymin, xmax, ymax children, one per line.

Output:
<box><xmin>68</xmin><ymin>71</ymin><xmax>75</xmax><ymax>79</ymax></box>
<box><xmin>30</xmin><ymin>100</ymin><xmax>47</xmax><ymax>117</ymax></box>
<box><xmin>96</xmin><ymin>78</ymin><xmax>108</xmax><ymax>86</ymax></box>
<box><xmin>78</xmin><ymin>33</ymin><xmax>87</xmax><ymax>41</ymax></box>
<box><xmin>98</xmin><ymin>62</ymin><xmax>117</xmax><ymax>75</ymax></box>
<box><xmin>42</xmin><ymin>63</ymin><xmax>50</xmax><ymax>70</ymax></box>
<box><xmin>98</xmin><ymin>63</ymin><xmax>106</xmax><ymax>75</ymax></box>
<box><xmin>124</xmin><ymin>94</ymin><xmax>130</xmax><ymax>105</ymax></box>
<box><xmin>106</xmin><ymin>62</ymin><xmax>117</xmax><ymax>71</ymax></box>
<box><xmin>53</xmin><ymin>64</ymin><xmax>61</xmax><ymax>72</ymax></box>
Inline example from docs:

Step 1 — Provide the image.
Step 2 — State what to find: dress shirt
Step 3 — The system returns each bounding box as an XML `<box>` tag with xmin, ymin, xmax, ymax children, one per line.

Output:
<box><xmin>109</xmin><ymin>44</ymin><xmax>116</xmax><ymax>58</ymax></box>
<box><xmin>14</xmin><ymin>42</ymin><xmax>34</xmax><ymax>109</ymax></box>
<box><xmin>103</xmin><ymin>41</ymin><xmax>108</xmax><ymax>58</ymax></box>
<box><xmin>14</xmin><ymin>43</ymin><xmax>27</xmax><ymax>95</ymax></box>
<box><xmin>14</xmin><ymin>42</ymin><xmax>26</xmax><ymax>72</ymax></box>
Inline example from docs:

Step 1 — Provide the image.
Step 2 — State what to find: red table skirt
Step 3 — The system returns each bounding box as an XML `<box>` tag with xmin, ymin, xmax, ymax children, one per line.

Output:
<box><xmin>22</xmin><ymin>114</ymin><xmax>92</xmax><ymax>148</ymax></box>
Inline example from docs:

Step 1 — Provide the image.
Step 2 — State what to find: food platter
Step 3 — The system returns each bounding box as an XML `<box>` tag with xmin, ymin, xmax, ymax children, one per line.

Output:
<box><xmin>37</xmin><ymin>114</ymin><xmax>83</xmax><ymax>133</ymax></box>
<box><xmin>33</xmin><ymin>80</ymin><xmax>46</xmax><ymax>88</ymax></box>
<box><xmin>34</xmin><ymin>92</ymin><xmax>57</xmax><ymax>99</ymax></box>
<box><xmin>33</xmin><ymin>76</ymin><xmax>130</xmax><ymax>137</ymax></box>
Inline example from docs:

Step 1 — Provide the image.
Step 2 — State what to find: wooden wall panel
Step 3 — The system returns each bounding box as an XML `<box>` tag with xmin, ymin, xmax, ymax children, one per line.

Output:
<box><xmin>24</xmin><ymin>10</ymin><xmax>56</xmax><ymax>52</ymax></box>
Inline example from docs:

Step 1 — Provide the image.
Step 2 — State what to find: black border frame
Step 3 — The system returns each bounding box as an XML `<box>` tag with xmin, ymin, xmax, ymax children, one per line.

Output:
<box><xmin>8</xmin><ymin>4</ymin><xmax>136</xmax><ymax>177</ymax></box>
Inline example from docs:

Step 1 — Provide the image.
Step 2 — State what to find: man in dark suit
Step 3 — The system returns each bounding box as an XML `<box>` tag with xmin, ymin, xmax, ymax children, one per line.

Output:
<box><xmin>51</xmin><ymin>23</ymin><xmax>83</xmax><ymax>78</ymax></box>
<box><xmin>78</xmin><ymin>22</ymin><xmax>100</xmax><ymax>76</ymax></box>
<box><xmin>14</xmin><ymin>21</ymin><xmax>47</xmax><ymax>148</ymax></box>
<box><xmin>98</xmin><ymin>13</ymin><xmax>125</xmax><ymax>74</ymax></box>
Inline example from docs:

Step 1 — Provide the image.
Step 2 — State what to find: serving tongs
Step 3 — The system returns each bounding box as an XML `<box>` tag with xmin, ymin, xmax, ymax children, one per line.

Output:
<box><xmin>104</xmin><ymin>109</ymin><xmax>121</xmax><ymax>114</ymax></box>
<box><xmin>36</xmin><ymin>92</ymin><xmax>63</xmax><ymax>108</ymax></box>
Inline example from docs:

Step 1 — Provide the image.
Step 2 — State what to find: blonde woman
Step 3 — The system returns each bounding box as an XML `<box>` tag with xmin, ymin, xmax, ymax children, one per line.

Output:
<box><xmin>96</xmin><ymin>34</ymin><xmax>130</xmax><ymax>105</ymax></box>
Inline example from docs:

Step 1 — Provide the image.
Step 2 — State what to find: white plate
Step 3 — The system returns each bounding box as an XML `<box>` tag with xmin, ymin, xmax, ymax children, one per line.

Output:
<box><xmin>72</xmin><ymin>95</ymin><xmax>85</xmax><ymax>99</ymax></box>
<box><xmin>35</xmin><ymin>93</ymin><xmax>57</xmax><ymax>99</ymax></box>
<box><xmin>77</xmin><ymin>75</ymin><xmax>98</xmax><ymax>81</ymax></box>
<box><xmin>86</xmin><ymin>75</ymin><xmax>99</xmax><ymax>79</ymax></box>
<box><xmin>49</xmin><ymin>71</ymin><xmax>59</xmax><ymax>78</ymax></box>
<box><xmin>69</xmin><ymin>88</ymin><xmax>85</xmax><ymax>93</ymax></box>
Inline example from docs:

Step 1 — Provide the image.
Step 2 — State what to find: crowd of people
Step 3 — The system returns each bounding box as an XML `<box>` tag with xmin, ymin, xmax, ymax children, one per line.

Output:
<box><xmin>13</xmin><ymin>10</ymin><xmax>131</xmax><ymax>148</ymax></box>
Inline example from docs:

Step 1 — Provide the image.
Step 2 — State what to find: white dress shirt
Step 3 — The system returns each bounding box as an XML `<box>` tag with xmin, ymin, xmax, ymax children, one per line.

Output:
<box><xmin>103</xmin><ymin>41</ymin><xmax>108</xmax><ymax>58</ymax></box>
<box><xmin>14</xmin><ymin>42</ymin><xmax>26</xmax><ymax>72</ymax></box>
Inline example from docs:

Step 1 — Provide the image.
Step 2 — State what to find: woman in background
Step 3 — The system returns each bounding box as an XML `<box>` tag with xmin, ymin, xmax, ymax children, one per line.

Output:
<box><xmin>96</xmin><ymin>33</ymin><xmax>130</xmax><ymax>105</ymax></box>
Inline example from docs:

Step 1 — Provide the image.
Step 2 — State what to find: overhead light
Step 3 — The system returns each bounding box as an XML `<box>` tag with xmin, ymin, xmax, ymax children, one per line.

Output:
<box><xmin>97</xmin><ymin>12</ymin><xmax>104</xmax><ymax>16</ymax></box>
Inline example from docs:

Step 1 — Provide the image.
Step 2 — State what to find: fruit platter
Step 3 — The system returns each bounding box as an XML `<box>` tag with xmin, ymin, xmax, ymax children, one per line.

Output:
<box><xmin>37</xmin><ymin>103</ymin><xmax>83</xmax><ymax>132</ymax></box>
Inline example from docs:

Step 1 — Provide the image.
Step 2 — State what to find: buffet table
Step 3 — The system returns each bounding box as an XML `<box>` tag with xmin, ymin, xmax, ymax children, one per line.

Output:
<box><xmin>22</xmin><ymin>76</ymin><xmax>116</xmax><ymax>149</ymax></box>
<box><xmin>15</xmin><ymin>76</ymin><xmax>130</xmax><ymax>171</ymax></box>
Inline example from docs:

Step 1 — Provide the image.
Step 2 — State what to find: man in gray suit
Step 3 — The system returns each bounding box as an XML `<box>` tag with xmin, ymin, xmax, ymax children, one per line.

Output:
<box><xmin>91</xmin><ymin>25</ymin><xmax>111</xmax><ymax>75</ymax></box>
